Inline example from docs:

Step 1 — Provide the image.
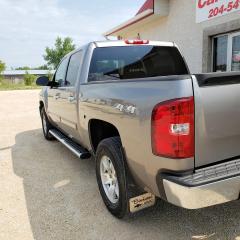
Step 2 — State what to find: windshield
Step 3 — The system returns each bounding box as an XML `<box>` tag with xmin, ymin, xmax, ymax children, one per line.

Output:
<box><xmin>88</xmin><ymin>46</ymin><xmax>188</xmax><ymax>82</ymax></box>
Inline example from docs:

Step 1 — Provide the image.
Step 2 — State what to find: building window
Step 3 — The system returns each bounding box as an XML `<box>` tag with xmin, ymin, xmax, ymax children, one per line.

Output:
<box><xmin>213</xmin><ymin>31</ymin><xmax>240</xmax><ymax>72</ymax></box>
<box><xmin>232</xmin><ymin>34</ymin><xmax>240</xmax><ymax>71</ymax></box>
<box><xmin>213</xmin><ymin>35</ymin><xmax>228</xmax><ymax>72</ymax></box>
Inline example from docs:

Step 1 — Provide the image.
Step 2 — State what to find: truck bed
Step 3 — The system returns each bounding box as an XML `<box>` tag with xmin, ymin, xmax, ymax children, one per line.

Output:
<box><xmin>193</xmin><ymin>72</ymin><xmax>240</xmax><ymax>167</ymax></box>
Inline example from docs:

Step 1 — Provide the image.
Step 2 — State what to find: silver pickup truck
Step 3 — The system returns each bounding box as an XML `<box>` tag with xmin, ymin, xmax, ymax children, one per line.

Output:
<box><xmin>37</xmin><ymin>40</ymin><xmax>240</xmax><ymax>218</ymax></box>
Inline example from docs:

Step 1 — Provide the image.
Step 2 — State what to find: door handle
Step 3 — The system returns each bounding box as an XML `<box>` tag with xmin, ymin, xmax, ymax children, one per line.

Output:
<box><xmin>68</xmin><ymin>96</ymin><xmax>75</xmax><ymax>102</ymax></box>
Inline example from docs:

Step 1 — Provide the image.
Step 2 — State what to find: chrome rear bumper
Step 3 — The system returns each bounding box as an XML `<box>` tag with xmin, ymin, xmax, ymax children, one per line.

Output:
<box><xmin>162</xmin><ymin>159</ymin><xmax>240</xmax><ymax>209</ymax></box>
<box><xmin>163</xmin><ymin>176</ymin><xmax>240</xmax><ymax>209</ymax></box>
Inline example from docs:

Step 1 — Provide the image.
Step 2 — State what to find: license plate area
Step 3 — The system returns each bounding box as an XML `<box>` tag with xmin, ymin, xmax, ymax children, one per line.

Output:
<box><xmin>129</xmin><ymin>193</ymin><xmax>156</xmax><ymax>213</ymax></box>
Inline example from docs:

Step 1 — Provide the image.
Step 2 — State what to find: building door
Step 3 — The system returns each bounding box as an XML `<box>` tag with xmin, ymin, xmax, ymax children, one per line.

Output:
<box><xmin>213</xmin><ymin>31</ymin><xmax>240</xmax><ymax>72</ymax></box>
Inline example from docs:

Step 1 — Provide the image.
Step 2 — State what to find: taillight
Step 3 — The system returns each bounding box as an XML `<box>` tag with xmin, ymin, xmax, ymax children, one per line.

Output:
<box><xmin>151</xmin><ymin>97</ymin><xmax>194</xmax><ymax>159</ymax></box>
<box><xmin>125</xmin><ymin>40</ymin><xmax>149</xmax><ymax>44</ymax></box>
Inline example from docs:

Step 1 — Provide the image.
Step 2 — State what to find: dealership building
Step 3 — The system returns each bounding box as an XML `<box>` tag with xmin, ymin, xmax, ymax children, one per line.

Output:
<box><xmin>104</xmin><ymin>0</ymin><xmax>240</xmax><ymax>73</ymax></box>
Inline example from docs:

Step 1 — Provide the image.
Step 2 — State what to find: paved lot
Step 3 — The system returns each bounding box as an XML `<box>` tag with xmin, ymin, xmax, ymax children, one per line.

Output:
<box><xmin>1</xmin><ymin>90</ymin><xmax>240</xmax><ymax>240</ymax></box>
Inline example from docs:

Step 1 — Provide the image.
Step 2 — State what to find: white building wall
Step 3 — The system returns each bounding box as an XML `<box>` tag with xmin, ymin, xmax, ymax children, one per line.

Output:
<box><xmin>120</xmin><ymin>0</ymin><xmax>240</xmax><ymax>73</ymax></box>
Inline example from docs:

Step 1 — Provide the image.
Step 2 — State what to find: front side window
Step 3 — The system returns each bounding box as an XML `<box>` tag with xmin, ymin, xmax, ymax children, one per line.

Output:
<box><xmin>88</xmin><ymin>46</ymin><xmax>188</xmax><ymax>82</ymax></box>
<box><xmin>65</xmin><ymin>51</ymin><xmax>83</xmax><ymax>86</ymax></box>
<box><xmin>55</xmin><ymin>57</ymin><xmax>69</xmax><ymax>86</ymax></box>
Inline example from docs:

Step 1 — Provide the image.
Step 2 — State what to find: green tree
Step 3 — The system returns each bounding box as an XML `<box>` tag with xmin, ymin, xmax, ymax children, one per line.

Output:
<box><xmin>24</xmin><ymin>71</ymin><xmax>36</xmax><ymax>86</ymax></box>
<box><xmin>44</xmin><ymin>37</ymin><xmax>75</xmax><ymax>69</ymax></box>
<box><xmin>35</xmin><ymin>64</ymin><xmax>49</xmax><ymax>70</ymax></box>
<box><xmin>16</xmin><ymin>66</ymin><xmax>31</xmax><ymax>70</ymax></box>
<box><xmin>0</xmin><ymin>60</ymin><xmax>6</xmax><ymax>84</ymax></box>
<box><xmin>0</xmin><ymin>60</ymin><xmax>6</xmax><ymax>73</ymax></box>
<box><xmin>16</xmin><ymin>65</ymin><xmax>49</xmax><ymax>70</ymax></box>
<box><xmin>47</xmin><ymin>70</ymin><xmax>53</xmax><ymax>81</ymax></box>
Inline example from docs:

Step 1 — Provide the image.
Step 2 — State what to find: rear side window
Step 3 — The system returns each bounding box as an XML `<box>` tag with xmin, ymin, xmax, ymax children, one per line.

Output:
<box><xmin>65</xmin><ymin>51</ymin><xmax>83</xmax><ymax>86</ymax></box>
<box><xmin>88</xmin><ymin>46</ymin><xmax>188</xmax><ymax>82</ymax></box>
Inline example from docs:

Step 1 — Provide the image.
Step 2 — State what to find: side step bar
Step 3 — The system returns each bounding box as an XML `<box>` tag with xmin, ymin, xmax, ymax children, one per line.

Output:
<box><xmin>49</xmin><ymin>129</ymin><xmax>91</xmax><ymax>159</ymax></box>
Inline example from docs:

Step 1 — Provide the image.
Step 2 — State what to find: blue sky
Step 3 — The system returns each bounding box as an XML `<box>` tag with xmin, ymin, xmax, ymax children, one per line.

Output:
<box><xmin>0</xmin><ymin>0</ymin><xmax>145</xmax><ymax>69</ymax></box>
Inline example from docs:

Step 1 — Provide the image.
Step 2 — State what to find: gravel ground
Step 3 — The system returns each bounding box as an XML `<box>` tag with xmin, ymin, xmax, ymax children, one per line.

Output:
<box><xmin>0</xmin><ymin>90</ymin><xmax>240</xmax><ymax>240</ymax></box>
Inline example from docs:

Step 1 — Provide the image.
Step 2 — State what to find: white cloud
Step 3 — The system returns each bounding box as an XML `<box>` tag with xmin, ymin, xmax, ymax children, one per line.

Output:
<box><xmin>0</xmin><ymin>0</ymin><xmax>143</xmax><ymax>68</ymax></box>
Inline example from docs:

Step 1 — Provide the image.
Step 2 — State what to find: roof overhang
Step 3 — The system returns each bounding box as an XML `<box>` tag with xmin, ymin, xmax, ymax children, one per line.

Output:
<box><xmin>103</xmin><ymin>0</ymin><xmax>169</xmax><ymax>37</ymax></box>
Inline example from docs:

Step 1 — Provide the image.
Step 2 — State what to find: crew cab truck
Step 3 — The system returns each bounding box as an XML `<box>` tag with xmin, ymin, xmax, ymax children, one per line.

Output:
<box><xmin>37</xmin><ymin>40</ymin><xmax>240</xmax><ymax>218</ymax></box>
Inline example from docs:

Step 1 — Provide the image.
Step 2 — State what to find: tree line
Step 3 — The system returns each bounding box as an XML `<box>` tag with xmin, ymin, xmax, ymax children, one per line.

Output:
<box><xmin>0</xmin><ymin>36</ymin><xmax>76</xmax><ymax>85</ymax></box>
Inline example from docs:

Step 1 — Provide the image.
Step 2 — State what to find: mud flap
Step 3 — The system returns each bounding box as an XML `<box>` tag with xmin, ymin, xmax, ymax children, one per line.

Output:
<box><xmin>129</xmin><ymin>192</ymin><xmax>156</xmax><ymax>213</ymax></box>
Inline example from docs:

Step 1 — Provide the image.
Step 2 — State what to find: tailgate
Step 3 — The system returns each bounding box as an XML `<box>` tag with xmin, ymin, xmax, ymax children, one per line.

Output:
<box><xmin>193</xmin><ymin>72</ymin><xmax>240</xmax><ymax>167</ymax></box>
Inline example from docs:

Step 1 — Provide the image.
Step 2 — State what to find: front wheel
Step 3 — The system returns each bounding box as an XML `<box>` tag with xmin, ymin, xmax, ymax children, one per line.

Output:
<box><xmin>96</xmin><ymin>137</ymin><xmax>129</xmax><ymax>218</ymax></box>
<box><xmin>40</xmin><ymin>108</ymin><xmax>55</xmax><ymax>141</ymax></box>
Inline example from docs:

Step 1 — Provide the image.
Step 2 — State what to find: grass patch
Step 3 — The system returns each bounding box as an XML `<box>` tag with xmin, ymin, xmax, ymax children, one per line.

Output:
<box><xmin>0</xmin><ymin>83</ymin><xmax>41</xmax><ymax>91</ymax></box>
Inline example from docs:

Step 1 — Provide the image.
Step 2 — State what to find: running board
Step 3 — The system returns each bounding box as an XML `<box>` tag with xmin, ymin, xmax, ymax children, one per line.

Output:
<box><xmin>49</xmin><ymin>129</ymin><xmax>91</xmax><ymax>159</ymax></box>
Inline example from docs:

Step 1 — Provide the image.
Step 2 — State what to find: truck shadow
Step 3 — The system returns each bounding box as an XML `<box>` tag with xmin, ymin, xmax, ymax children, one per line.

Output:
<box><xmin>12</xmin><ymin>129</ymin><xmax>240</xmax><ymax>240</ymax></box>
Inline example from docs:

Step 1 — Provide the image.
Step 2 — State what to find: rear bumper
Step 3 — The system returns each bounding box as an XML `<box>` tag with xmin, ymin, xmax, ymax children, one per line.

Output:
<box><xmin>161</xmin><ymin>159</ymin><xmax>240</xmax><ymax>209</ymax></box>
<box><xmin>163</xmin><ymin>176</ymin><xmax>240</xmax><ymax>209</ymax></box>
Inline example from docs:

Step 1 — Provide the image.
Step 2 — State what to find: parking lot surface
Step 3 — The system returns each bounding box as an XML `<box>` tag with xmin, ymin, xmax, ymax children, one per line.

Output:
<box><xmin>1</xmin><ymin>90</ymin><xmax>240</xmax><ymax>240</ymax></box>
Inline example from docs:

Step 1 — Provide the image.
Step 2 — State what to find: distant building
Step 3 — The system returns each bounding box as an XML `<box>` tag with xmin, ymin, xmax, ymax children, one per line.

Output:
<box><xmin>104</xmin><ymin>0</ymin><xmax>240</xmax><ymax>73</ymax></box>
<box><xmin>2</xmin><ymin>70</ymin><xmax>55</xmax><ymax>84</ymax></box>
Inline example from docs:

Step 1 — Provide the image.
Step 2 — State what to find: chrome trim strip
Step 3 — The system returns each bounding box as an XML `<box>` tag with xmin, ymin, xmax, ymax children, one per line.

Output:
<box><xmin>163</xmin><ymin>176</ymin><xmax>240</xmax><ymax>209</ymax></box>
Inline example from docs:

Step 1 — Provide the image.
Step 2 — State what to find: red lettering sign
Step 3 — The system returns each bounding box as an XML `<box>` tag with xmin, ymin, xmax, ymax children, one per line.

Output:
<box><xmin>196</xmin><ymin>0</ymin><xmax>240</xmax><ymax>23</ymax></box>
<box><xmin>198</xmin><ymin>0</ymin><xmax>219</xmax><ymax>9</ymax></box>
<box><xmin>198</xmin><ymin>0</ymin><xmax>207</xmax><ymax>8</ymax></box>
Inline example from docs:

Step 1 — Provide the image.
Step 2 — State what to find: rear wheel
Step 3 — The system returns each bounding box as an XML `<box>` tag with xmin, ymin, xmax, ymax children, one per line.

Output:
<box><xmin>40</xmin><ymin>108</ymin><xmax>55</xmax><ymax>141</ymax></box>
<box><xmin>96</xmin><ymin>137</ymin><xmax>129</xmax><ymax>218</ymax></box>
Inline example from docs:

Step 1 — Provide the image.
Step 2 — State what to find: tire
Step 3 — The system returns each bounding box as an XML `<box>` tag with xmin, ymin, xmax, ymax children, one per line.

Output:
<box><xmin>96</xmin><ymin>137</ymin><xmax>130</xmax><ymax>218</ymax></box>
<box><xmin>40</xmin><ymin>107</ymin><xmax>55</xmax><ymax>141</ymax></box>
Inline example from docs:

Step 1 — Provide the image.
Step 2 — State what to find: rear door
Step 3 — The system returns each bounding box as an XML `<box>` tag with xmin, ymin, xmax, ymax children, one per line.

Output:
<box><xmin>47</xmin><ymin>57</ymin><xmax>69</xmax><ymax>126</ymax></box>
<box><xmin>58</xmin><ymin>50</ymin><xmax>84</xmax><ymax>139</ymax></box>
<box><xmin>193</xmin><ymin>73</ymin><xmax>240</xmax><ymax>167</ymax></box>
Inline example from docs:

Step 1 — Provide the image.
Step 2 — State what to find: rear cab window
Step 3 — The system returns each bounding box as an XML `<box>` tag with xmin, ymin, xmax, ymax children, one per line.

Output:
<box><xmin>88</xmin><ymin>45</ymin><xmax>189</xmax><ymax>82</ymax></box>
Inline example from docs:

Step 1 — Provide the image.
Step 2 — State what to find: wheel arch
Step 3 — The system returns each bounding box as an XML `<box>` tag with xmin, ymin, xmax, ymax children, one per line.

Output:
<box><xmin>39</xmin><ymin>100</ymin><xmax>45</xmax><ymax>114</ymax></box>
<box><xmin>39</xmin><ymin>100</ymin><xmax>44</xmax><ymax>109</ymax></box>
<box><xmin>88</xmin><ymin>119</ymin><xmax>121</xmax><ymax>153</ymax></box>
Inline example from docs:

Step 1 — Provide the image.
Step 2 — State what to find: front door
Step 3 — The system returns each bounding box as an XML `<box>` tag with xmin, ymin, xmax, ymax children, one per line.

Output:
<box><xmin>47</xmin><ymin>57</ymin><xmax>69</xmax><ymax>127</ymax></box>
<box><xmin>58</xmin><ymin>50</ymin><xmax>84</xmax><ymax>140</ymax></box>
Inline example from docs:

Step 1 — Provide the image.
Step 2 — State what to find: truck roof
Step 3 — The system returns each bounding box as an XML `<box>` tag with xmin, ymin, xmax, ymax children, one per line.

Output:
<box><xmin>65</xmin><ymin>40</ymin><xmax>177</xmax><ymax>61</ymax></box>
<box><xmin>93</xmin><ymin>40</ymin><xmax>175</xmax><ymax>48</ymax></box>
